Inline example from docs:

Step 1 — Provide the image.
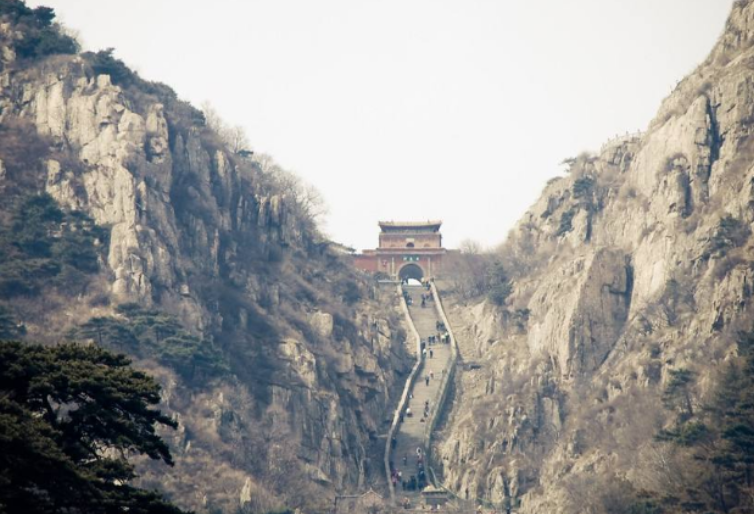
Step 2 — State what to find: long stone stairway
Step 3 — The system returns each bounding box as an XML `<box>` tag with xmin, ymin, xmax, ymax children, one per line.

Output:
<box><xmin>387</xmin><ymin>283</ymin><xmax>456</xmax><ymax>507</ymax></box>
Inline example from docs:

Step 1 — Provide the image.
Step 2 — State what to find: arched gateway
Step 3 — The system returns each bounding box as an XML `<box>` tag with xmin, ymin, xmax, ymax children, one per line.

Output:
<box><xmin>352</xmin><ymin>221</ymin><xmax>447</xmax><ymax>280</ymax></box>
<box><xmin>398</xmin><ymin>263</ymin><xmax>424</xmax><ymax>282</ymax></box>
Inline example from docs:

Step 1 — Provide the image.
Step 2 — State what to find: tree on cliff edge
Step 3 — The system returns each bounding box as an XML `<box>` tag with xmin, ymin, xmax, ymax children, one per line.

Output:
<box><xmin>0</xmin><ymin>341</ymin><xmax>189</xmax><ymax>514</ymax></box>
<box><xmin>653</xmin><ymin>330</ymin><xmax>754</xmax><ymax>513</ymax></box>
<box><xmin>486</xmin><ymin>261</ymin><xmax>513</xmax><ymax>307</ymax></box>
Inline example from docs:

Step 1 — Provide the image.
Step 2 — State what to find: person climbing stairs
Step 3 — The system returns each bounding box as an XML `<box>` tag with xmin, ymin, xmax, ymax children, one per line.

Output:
<box><xmin>388</xmin><ymin>284</ymin><xmax>454</xmax><ymax>506</ymax></box>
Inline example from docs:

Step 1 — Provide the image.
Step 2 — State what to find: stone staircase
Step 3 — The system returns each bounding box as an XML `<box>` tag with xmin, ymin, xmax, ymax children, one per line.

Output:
<box><xmin>385</xmin><ymin>283</ymin><xmax>458</xmax><ymax>508</ymax></box>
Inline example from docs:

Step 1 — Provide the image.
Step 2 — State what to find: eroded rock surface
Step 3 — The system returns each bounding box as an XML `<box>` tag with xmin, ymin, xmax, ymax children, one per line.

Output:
<box><xmin>0</xmin><ymin>47</ymin><xmax>409</xmax><ymax>514</ymax></box>
<box><xmin>436</xmin><ymin>2</ymin><xmax>754</xmax><ymax>511</ymax></box>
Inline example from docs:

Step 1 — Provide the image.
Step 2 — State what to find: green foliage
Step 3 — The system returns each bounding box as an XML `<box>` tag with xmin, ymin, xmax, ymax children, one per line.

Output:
<box><xmin>337</xmin><ymin>279</ymin><xmax>362</xmax><ymax>305</ymax></box>
<box><xmin>84</xmin><ymin>48</ymin><xmax>139</xmax><ymax>88</ymax></box>
<box><xmin>572</xmin><ymin>176</ymin><xmax>595</xmax><ymax>199</ymax></box>
<box><xmin>10</xmin><ymin>192</ymin><xmax>64</xmax><ymax>256</ymax></box>
<box><xmin>159</xmin><ymin>334</ymin><xmax>229</xmax><ymax>382</ymax></box>
<box><xmin>0</xmin><ymin>341</ymin><xmax>188</xmax><ymax>514</ymax></box>
<box><xmin>627</xmin><ymin>499</ymin><xmax>665</xmax><ymax>514</ymax></box>
<box><xmin>80</xmin><ymin>49</ymin><xmax>205</xmax><ymax>132</ymax></box>
<box><xmin>0</xmin><ymin>193</ymin><xmax>107</xmax><ymax>297</ymax></box>
<box><xmin>512</xmin><ymin>308</ymin><xmax>531</xmax><ymax>331</ymax></box>
<box><xmin>652</xmin><ymin>329</ymin><xmax>754</xmax><ymax>513</ymax></box>
<box><xmin>77</xmin><ymin>316</ymin><xmax>140</xmax><ymax>350</ymax></box>
<box><xmin>0</xmin><ymin>117</ymin><xmax>51</xmax><ymax>193</ymax></box>
<box><xmin>70</xmin><ymin>304</ymin><xmax>229</xmax><ymax>384</ymax></box>
<box><xmin>551</xmin><ymin>177</ymin><xmax>595</xmax><ymax>239</ymax></box>
<box><xmin>661</xmin><ymin>368</ymin><xmax>695</xmax><ymax>421</ymax></box>
<box><xmin>0</xmin><ymin>0</ymin><xmax>79</xmax><ymax>59</ymax></box>
<box><xmin>486</xmin><ymin>261</ymin><xmax>513</xmax><ymax>307</ymax></box>
<box><xmin>557</xmin><ymin>208</ymin><xmax>576</xmax><ymax>236</ymax></box>
<box><xmin>656</xmin><ymin>420</ymin><xmax>709</xmax><ymax>446</ymax></box>
<box><xmin>82</xmin><ymin>48</ymin><xmax>183</xmax><ymax>102</ymax></box>
<box><xmin>0</xmin><ymin>2</ymin><xmax>53</xmax><ymax>25</ymax></box>
<box><xmin>16</xmin><ymin>25</ymin><xmax>79</xmax><ymax>57</ymax></box>
<box><xmin>0</xmin><ymin>305</ymin><xmax>24</xmax><ymax>340</ymax></box>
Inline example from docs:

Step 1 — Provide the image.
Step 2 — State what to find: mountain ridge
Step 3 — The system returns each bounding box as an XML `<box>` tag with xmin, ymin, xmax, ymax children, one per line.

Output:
<box><xmin>434</xmin><ymin>1</ymin><xmax>754</xmax><ymax>511</ymax></box>
<box><xmin>0</xmin><ymin>1</ymin><xmax>411</xmax><ymax>511</ymax></box>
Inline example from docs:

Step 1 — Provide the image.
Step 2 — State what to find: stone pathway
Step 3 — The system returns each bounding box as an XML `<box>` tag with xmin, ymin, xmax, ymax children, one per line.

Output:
<box><xmin>390</xmin><ymin>284</ymin><xmax>453</xmax><ymax>504</ymax></box>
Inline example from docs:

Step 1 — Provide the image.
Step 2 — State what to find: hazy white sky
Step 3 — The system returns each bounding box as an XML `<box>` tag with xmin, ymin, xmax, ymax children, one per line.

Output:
<box><xmin>31</xmin><ymin>0</ymin><xmax>734</xmax><ymax>250</ymax></box>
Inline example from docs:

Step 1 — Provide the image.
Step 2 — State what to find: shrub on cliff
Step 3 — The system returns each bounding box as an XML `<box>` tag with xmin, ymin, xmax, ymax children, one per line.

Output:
<box><xmin>336</xmin><ymin>279</ymin><xmax>362</xmax><ymax>305</ymax></box>
<box><xmin>486</xmin><ymin>261</ymin><xmax>513</xmax><ymax>307</ymax></box>
<box><xmin>0</xmin><ymin>193</ymin><xmax>107</xmax><ymax>298</ymax></box>
<box><xmin>0</xmin><ymin>341</ymin><xmax>188</xmax><ymax>514</ymax></box>
<box><xmin>0</xmin><ymin>305</ymin><xmax>24</xmax><ymax>340</ymax></box>
<box><xmin>0</xmin><ymin>117</ymin><xmax>51</xmax><ymax>193</ymax></box>
<box><xmin>573</xmin><ymin>176</ymin><xmax>595</xmax><ymax>200</ymax></box>
<box><xmin>556</xmin><ymin>208</ymin><xmax>576</xmax><ymax>236</ymax></box>
<box><xmin>85</xmin><ymin>48</ymin><xmax>136</xmax><ymax>86</ymax></box>
<box><xmin>0</xmin><ymin>0</ymin><xmax>79</xmax><ymax>59</ymax></box>
<box><xmin>158</xmin><ymin>334</ymin><xmax>230</xmax><ymax>382</ymax></box>
<box><xmin>706</xmin><ymin>214</ymin><xmax>751</xmax><ymax>259</ymax></box>
<box><xmin>70</xmin><ymin>304</ymin><xmax>229</xmax><ymax>385</ymax></box>
<box><xmin>651</xmin><ymin>330</ymin><xmax>754</xmax><ymax>512</ymax></box>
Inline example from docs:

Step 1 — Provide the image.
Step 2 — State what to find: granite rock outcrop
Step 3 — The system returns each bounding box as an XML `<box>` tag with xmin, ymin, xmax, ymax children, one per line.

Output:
<box><xmin>436</xmin><ymin>2</ymin><xmax>754</xmax><ymax>511</ymax></box>
<box><xmin>0</xmin><ymin>13</ymin><xmax>409</xmax><ymax>512</ymax></box>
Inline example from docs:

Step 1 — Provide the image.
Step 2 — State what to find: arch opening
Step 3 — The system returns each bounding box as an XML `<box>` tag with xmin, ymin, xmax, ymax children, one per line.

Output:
<box><xmin>406</xmin><ymin>242</ymin><xmax>415</xmax><ymax>248</ymax></box>
<box><xmin>399</xmin><ymin>263</ymin><xmax>424</xmax><ymax>282</ymax></box>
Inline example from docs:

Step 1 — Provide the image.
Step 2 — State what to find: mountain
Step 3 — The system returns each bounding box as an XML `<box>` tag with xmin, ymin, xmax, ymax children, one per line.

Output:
<box><xmin>434</xmin><ymin>1</ymin><xmax>754</xmax><ymax>512</ymax></box>
<box><xmin>0</xmin><ymin>1</ymin><xmax>410</xmax><ymax>512</ymax></box>
<box><xmin>5</xmin><ymin>0</ymin><xmax>754</xmax><ymax>513</ymax></box>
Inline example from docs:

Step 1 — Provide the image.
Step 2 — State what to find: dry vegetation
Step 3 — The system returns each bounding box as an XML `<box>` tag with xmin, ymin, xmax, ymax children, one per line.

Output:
<box><xmin>0</xmin><ymin>2</ymin><xmax>409</xmax><ymax>512</ymax></box>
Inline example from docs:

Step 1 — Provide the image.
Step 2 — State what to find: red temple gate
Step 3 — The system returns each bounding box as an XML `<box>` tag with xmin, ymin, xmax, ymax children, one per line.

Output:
<box><xmin>352</xmin><ymin>221</ymin><xmax>447</xmax><ymax>280</ymax></box>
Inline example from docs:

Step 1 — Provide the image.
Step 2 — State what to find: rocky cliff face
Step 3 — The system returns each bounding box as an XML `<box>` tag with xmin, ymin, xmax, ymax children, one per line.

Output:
<box><xmin>0</xmin><ymin>9</ymin><xmax>409</xmax><ymax>513</ymax></box>
<box><xmin>437</xmin><ymin>1</ymin><xmax>754</xmax><ymax>511</ymax></box>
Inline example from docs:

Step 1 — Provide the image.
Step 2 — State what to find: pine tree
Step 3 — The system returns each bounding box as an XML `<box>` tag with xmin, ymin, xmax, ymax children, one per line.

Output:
<box><xmin>0</xmin><ymin>341</ymin><xmax>189</xmax><ymax>514</ymax></box>
<box><xmin>653</xmin><ymin>330</ymin><xmax>754</xmax><ymax>513</ymax></box>
<box><xmin>662</xmin><ymin>368</ymin><xmax>695</xmax><ymax>422</ymax></box>
<box><xmin>486</xmin><ymin>261</ymin><xmax>513</xmax><ymax>307</ymax></box>
<box><xmin>0</xmin><ymin>306</ymin><xmax>24</xmax><ymax>340</ymax></box>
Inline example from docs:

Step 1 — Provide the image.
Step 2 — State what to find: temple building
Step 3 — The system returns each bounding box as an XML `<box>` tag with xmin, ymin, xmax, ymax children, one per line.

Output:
<box><xmin>352</xmin><ymin>221</ymin><xmax>447</xmax><ymax>281</ymax></box>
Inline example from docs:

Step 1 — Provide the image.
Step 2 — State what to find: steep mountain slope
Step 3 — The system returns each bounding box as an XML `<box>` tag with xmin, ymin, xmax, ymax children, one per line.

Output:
<box><xmin>437</xmin><ymin>1</ymin><xmax>754</xmax><ymax>511</ymax></box>
<box><xmin>0</xmin><ymin>2</ymin><xmax>409</xmax><ymax>512</ymax></box>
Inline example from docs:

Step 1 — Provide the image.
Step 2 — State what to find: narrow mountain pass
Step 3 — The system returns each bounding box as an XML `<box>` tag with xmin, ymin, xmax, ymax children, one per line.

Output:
<box><xmin>388</xmin><ymin>284</ymin><xmax>455</xmax><ymax>508</ymax></box>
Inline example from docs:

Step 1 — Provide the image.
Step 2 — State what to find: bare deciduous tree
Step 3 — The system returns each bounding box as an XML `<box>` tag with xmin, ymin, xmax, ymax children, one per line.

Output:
<box><xmin>199</xmin><ymin>105</ymin><xmax>328</xmax><ymax>231</ymax></box>
<box><xmin>443</xmin><ymin>250</ymin><xmax>491</xmax><ymax>300</ymax></box>
<box><xmin>225</xmin><ymin>124</ymin><xmax>251</xmax><ymax>154</ymax></box>
<box><xmin>201</xmin><ymin>102</ymin><xmax>251</xmax><ymax>153</ymax></box>
<box><xmin>252</xmin><ymin>152</ymin><xmax>329</xmax><ymax>228</ymax></box>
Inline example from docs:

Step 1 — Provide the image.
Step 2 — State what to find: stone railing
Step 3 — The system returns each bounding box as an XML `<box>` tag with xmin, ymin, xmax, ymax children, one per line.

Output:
<box><xmin>385</xmin><ymin>284</ymin><xmax>425</xmax><ymax>503</ymax></box>
<box><xmin>422</xmin><ymin>282</ymin><xmax>459</xmax><ymax>485</ymax></box>
<box><xmin>599</xmin><ymin>130</ymin><xmax>644</xmax><ymax>153</ymax></box>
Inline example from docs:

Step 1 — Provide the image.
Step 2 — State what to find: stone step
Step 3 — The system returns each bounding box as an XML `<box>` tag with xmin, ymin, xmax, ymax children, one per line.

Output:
<box><xmin>388</xmin><ymin>284</ymin><xmax>454</xmax><ymax>500</ymax></box>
